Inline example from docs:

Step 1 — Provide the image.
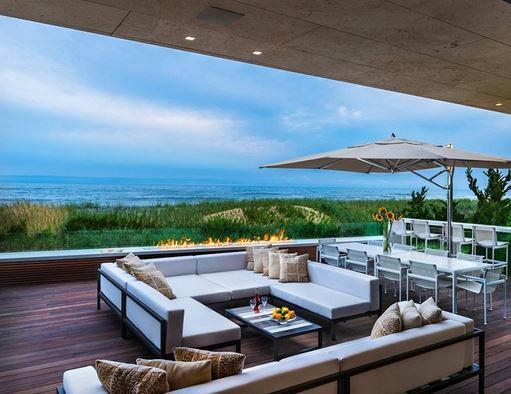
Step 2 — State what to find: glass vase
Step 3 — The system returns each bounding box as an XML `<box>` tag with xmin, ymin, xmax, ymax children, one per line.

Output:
<box><xmin>383</xmin><ymin>222</ymin><xmax>392</xmax><ymax>254</ymax></box>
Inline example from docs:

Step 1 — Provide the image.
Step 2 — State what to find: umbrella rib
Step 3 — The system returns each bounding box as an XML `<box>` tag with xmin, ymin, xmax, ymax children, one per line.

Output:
<box><xmin>356</xmin><ymin>158</ymin><xmax>389</xmax><ymax>172</ymax></box>
<box><xmin>409</xmin><ymin>169</ymin><xmax>447</xmax><ymax>190</ymax></box>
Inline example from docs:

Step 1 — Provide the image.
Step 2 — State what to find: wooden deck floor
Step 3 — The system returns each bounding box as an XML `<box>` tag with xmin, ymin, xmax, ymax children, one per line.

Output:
<box><xmin>1</xmin><ymin>280</ymin><xmax>510</xmax><ymax>394</ymax></box>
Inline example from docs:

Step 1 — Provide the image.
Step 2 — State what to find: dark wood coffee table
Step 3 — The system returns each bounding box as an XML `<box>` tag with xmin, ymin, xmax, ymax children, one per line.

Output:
<box><xmin>225</xmin><ymin>304</ymin><xmax>322</xmax><ymax>361</ymax></box>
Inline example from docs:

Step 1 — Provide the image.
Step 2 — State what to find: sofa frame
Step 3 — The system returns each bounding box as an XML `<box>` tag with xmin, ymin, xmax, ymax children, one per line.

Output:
<box><xmin>97</xmin><ymin>268</ymin><xmax>241</xmax><ymax>357</ymax></box>
<box><xmin>56</xmin><ymin>328</ymin><xmax>485</xmax><ymax>394</ymax></box>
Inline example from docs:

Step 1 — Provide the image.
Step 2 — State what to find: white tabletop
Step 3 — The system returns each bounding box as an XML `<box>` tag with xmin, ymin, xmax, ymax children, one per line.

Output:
<box><xmin>332</xmin><ymin>242</ymin><xmax>398</xmax><ymax>259</ymax></box>
<box><xmin>392</xmin><ymin>251</ymin><xmax>488</xmax><ymax>274</ymax></box>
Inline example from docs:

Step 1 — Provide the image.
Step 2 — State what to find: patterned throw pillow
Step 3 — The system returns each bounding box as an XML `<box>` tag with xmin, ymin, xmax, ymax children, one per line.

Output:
<box><xmin>400</xmin><ymin>300</ymin><xmax>422</xmax><ymax>330</ymax></box>
<box><xmin>137</xmin><ymin>358</ymin><xmax>212</xmax><ymax>390</ymax></box>
<box><xmin>95</xmin><ymin>360</ymin><xmax>169</xmax><ymax>394</ymax></box>
<box><xmin>131</xmin><ymin>268</ymin><xmax>176</xmax><ymax>300</ymax></box>
<box><xmin>131</xmin><ymin>263</ymin><xmax>157</xmax><ymax>274</ymax></box>
<box><xmin>173</xmin><ymin>347</ymin><xmax>245</xmax><ymax>380</ymax></box>
<box><xmin>246</xmin><ymin>245</ymin><xmax>271</xmax><ymax>271</ymax></box>
<box><xmin>264</xmin><ymin>249</ymin><xmax>288</xmax><ymax>276</ymax></box>
<box><xmin>371</xmin><ymin>303</ymin><xmax>402</xmax><ymax>339</ymax></box>
<box><xmin>116</xmin><ymin>252</ymin><xmax>141</xmax><ymax>268</ymax></box>
<box><xmin>419</xmin><ymin>297</ymin><xmax>443</xmax><ymax>325</ymax></box>
<box><xmin>279</xmin><ymin>254</ymin><xmax>309</xmax><ymax>283</ymax></box>
<box><xmin>268</xmin><ymin>251</ymin><xmax>295</xmax><ymax>279</ymax></box>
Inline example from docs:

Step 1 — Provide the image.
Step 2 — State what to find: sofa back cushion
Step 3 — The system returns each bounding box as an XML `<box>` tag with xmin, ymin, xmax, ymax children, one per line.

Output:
<box><xmin>196</xmin><ymin>252</ymin><xmax>247</xmax><ymax>274</ymax></box>
<box><xmin>143</xmin><ymin>256</ymin><xmax>197</xmax><ymax>277</ymax></box>
<box><xmin>171</xmin><ymin>350</ymin><xmax>339</xmax><ymax>394</ymax></box>
<box><xmin>308</xmin><ymin>262</ymin><xmax>380</xmax><ymax>311</ymax></box>
<box><xmin>137</xmin><ymin>358</ymin><xmax>212</xmax><ymax>390</ymax></box>
<box><xmin>174</xmin><ymin>347</ymin><xmax>245</xmax><ymax>380</ymax></box>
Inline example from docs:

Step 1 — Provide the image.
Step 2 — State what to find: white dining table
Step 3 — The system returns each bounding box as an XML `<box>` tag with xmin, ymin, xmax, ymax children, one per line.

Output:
<box><xmin>329</xmin><ymin>242</ymin><xmax>488</xmax><ymax>312</ymax></box>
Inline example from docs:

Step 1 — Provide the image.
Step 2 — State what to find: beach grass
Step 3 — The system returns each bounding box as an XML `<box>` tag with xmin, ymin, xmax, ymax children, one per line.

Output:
<box><xmin>0</xmin><ymin>198</ymin><xmax>479</xmax><ymax>252</ymax></box>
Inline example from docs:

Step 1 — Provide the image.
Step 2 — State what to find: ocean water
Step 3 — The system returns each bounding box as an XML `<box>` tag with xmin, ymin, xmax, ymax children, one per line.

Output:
<box><xmin>0</xmin><ymin>176</ymin><xmax>466</xmax><ymax>206</ymax></box>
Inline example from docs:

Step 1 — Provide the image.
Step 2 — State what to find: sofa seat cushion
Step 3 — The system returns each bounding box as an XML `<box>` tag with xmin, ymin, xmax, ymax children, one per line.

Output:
<box><xmin>200</xmin><ymin>270</ymin><xmax>273</xmax><ymax>299</ymax></box>
<box><xmin>171</xmin><ymin>350</ymin><xmax>339</xmax><ymax>394</ymax></box>
<box><xmin>165</xmin><ymin>274</ymin><xmax>231</xmax><ymax>304</ymax></box>
<box><xmin>100</xmin><ymin>263</ymin><xmax>137</xmax><ymax>289</ymax></box>
<box><xmin>63</xmin><ymin>366</ymin><xmax>107</xmax><ymax>394</ymax></box>
<box><xmin>177</xmin><ymin>298</ymin><xmax>241</xmax><ymax>348</ymax></box>
<box><xmin>271</xmin><ymin>282</ymin><xmax>369</xmax><ymax>319</ymax></box>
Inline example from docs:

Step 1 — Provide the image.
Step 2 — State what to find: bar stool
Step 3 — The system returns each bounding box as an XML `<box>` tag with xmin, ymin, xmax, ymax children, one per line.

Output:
<box><xmin>474</xmin><ymin>226</ymin><xmax>508</xmax><ymax>266</ymax></box>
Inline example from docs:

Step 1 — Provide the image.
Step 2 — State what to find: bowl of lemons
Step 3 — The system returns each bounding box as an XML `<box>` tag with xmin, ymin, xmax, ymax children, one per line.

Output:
<box><xmin>271</xmin><ymin>306</ymin><xmax>296</xmax><ymax>324</ymax></box>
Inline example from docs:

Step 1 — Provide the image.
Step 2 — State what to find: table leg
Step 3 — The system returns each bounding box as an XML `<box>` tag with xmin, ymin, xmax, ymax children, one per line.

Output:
<box><xmin>273</xmin><ymin>338</ymin><xmax>279</xmax><ymax>361</ymax></box>
<box><xmin>318</xmin><ymin>330</ymin><xmax>323</xmax><ymax>349</ymax></box>
<box><xmin>452</xmin><ymin>271</ymin><xmax>457</xmax><ymax>313</ymax></box>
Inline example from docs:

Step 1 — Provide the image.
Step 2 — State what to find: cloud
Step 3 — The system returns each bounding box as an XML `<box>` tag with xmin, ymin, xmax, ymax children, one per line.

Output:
<box><xmin>0</xmin><ymin>45</ymin><xmax>283</xmax><ymax>159</ymax></box>
<box><xmin>281</xmin><ymin>104</ymin><xmax>363</xmax><ymax>130</ymax></box>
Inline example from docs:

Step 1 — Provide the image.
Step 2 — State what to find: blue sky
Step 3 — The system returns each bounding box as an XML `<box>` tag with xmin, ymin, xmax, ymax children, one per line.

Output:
<box><xmin>1</xmin><ymin>16</ymin><xmax>511</xmax><ymax>195</ymax></box>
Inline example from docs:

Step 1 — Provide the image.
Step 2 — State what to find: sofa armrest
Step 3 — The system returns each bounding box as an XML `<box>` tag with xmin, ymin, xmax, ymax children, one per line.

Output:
<box><xmin>308</xmin><ymin>262</ymin><xmax>380</xmax><ymax>311</ymax></box>
<box><xmin>126</xmin><ymin>281</ymin><xmax>185</xmax><ymax>353</ymax></box>
<box><xmin>63</xmin><ymin>366</ymin><xmax>106</xmax><ymax>394</ymax></box>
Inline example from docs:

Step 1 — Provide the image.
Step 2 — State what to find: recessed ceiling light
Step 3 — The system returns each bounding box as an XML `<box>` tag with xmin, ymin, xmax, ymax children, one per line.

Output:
<box><xmin>496</xmin><ymin>103</ymin><xmax>503</xmax><ymax>106</ymax></box>
<box><xmin>185</xmin><ymin>36</ymin><xmax>196</xmax><ymax>41</ymax></box>
<box><xmin>252</xmin><ymin>50</ymin><xmax>263</xmax><ymax>56</ymax></box>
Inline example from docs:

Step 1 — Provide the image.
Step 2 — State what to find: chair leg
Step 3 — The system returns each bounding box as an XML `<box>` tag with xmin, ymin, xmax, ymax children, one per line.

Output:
<box><xmin>384</xmin><ymin>281</ymin><xmax>387</xmax><ymax>294</ymax></box>
<box><xmin>393</xmin><ymin>281</ymin><xmax>397</xmax><ymax>297</ymax></box>
<box><xmin>490</xmin><ymin>293</ymin><xmax>493</xmax><ymax>311</ymax></box>
<box><xmin>483</xmin><ymin>285</ymin><xmax>488</xmax><ymax>325</ymax></box>
<box><xmin>504</xmin><ymin>280</ymin><xmax>508</xmax><ymax>320</ymax></box>
<box><xmin>406</xmin><ymin>277</ymin><xmax>409</xmax><ymax>301</ymax></box>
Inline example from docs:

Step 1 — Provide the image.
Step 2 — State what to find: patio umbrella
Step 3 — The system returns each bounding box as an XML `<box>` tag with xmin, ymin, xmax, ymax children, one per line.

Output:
<box><xmin>261</xmin><ymin>135</ymin><xmax>511</xmax><ymax>256</ymax></box>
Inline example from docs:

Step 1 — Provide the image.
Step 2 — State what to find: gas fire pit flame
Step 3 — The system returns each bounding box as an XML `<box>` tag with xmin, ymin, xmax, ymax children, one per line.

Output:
<box><xmin>157</xmin><ymin>229</ymin><xmax>288</xmax><ymax>249</ymax></box>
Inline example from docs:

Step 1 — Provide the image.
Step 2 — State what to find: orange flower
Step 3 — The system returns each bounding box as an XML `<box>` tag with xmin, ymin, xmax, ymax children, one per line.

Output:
<box><xmin>378</xmin><ymin>207</ymin><xmax>387</xmax><ymax>215</ymax></box>
<box><xmin>386</xmin><ymin>211</ymin><xmax>395</xmax><ymax>221</ymax></box>
<box><xmin>372</xmin><ymin>213</ymin><xmax>378</xmax><ymax>220</ymax></box>
<box><xmin>375</xmin><ymin>213</ymin><xmax>384</xmax><ymax>222</ymax></box>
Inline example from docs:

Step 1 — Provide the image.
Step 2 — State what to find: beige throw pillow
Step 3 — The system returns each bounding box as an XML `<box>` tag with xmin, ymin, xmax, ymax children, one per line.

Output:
<box><xmin>95</xmin><ymin>360</ymin><xmax>169</xmax><ymax>394</ymax></box>
<box><xmin>173</xmin><ymin>347</ymin><xmax>245</xmax><ymax>380</ymax></box>
<box><xmin>269</xmin><ymin>252</ymin><xmax>297</xmax><ymax>279</ymax></box>
<box><xmin>279</xmin><ymin>254</ymin><xmax>309</xmax><ymax>283</ymax></box>
<box><xmin>371</xmin><ymin>303</ymin><xmax>402</xmax><ymax>339</ymax></box>
<box><xmin>116</xmin><ymin>252</ymin><xmax>141</xmax><ymax>270</ymax></box>
<box><xmin>400</xmin><ymin>300</ymin><xmax>422</xmax><ymax>330</ymax></box>
<box><xmin>253</xmin><ymin>247</ymin><xmax>278</xmax><ymax>273</ymax></box>
<box><xmin>264</xmin><ymin>249</ymin><xmax>288</xmax><ymax>276</ymax></box>
<box><xmin>131</xmin><ymin>268</ymin><xmax>176</xmax><ymax>300</ymax></box>
<box><xmin>137</xmin><ymin>358</ymin><xmax>211</xmax><ymax>390</ymax></box>
<box><xmin>246</xmin><ymin>245</ymin><xmax>271</xmax><ymax>270</ymax></box>
<box><xmin>419</xmin><ymin>297</ymin><xmax>443</xmax><ymax>325</ymax></box>
<box><xmin>131</xmin><ymin>263</ymin><xmax>157</xmax><ymax>274</ymax></box>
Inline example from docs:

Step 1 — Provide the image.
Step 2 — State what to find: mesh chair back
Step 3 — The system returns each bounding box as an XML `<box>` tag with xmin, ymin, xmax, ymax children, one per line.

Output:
<box><xmin>368</xmin><ymin>240</ymin><xmax>383</xmax><ymax>247</ymax></box>
<box><xmin>393</xmin><ymin>243</ymin><xmax>414</xmax><ymax>251</ymax></box>
<box><xmin>412</xmin><ymin>220</ymin><xmax>430</xmax><ymax>238</ymax></box>
<box><xmin>347</xmin><ymin>249</ymin><xmax>368</xmax><ymax>263</ymax></box>
<box><xmin>409</xmin><ymin>261</ymin><xmax>438</xmax><ymax>278</ymax></box>
<box><xmin>485</xmin><ymin>266</ymin><xmax>505</xmax><ymax>283</ymax></box>
<box><xmin>377</xmin><ymin>255</ymin><xmax>402</xmax><ymax>271</ymax></box>
<box><xmin>457</xmin><ymin>253</ymin><xmax>484</xmax><ymax>263</ymax></box>
<box><xmin>392</xmin><ymin>219</ymin><xmax>406</xmax><ymax>235</ymax></box>
<box><xmin>475</xmin><ymin>227</ymin><xmax>497</xmax><ymax>246</ymax></box>
<box><xmin>451</xmin><ymin>224</ymin><xmax>466</xmax><ymax>243</ymax></box>
<box><xmin>321</xmin><ymin>245</ymin><xmax>339</xmax><ymax>259</ymax></box>
<box><xmin>425</xmin><ymin>248</ymin><xmax>449</xmax><ymax>257</ymax></box>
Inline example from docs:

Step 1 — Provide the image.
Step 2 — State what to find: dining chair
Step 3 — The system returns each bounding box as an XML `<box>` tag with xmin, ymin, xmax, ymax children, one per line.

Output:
<box><xmin>474</xmin><ymin>226</ymin><xmax>508</xmax><ymax>266</ymax></box>
<box><xmin>345</xmin><ymin>249</ymin><xmax>371</xmax><ymax>275</ymax></box>
<box><xmin>412</xmin><ymin>220</ymin><xmax>443</xmax><ymax>251</ymax></box>
<box><xmin>320</xmin><ymin>244</ymin><xmax>345</xmax><ymax>268</ymax></box>
<box><xmin>317</xmin><ymin>238</ymin><xmax>337</xmax><ymax>262</ymax></box>
<box><xmin>450</xmin><ymin>224</ymin><xmax>473</xmax><ymax>255</ymax></box>
<box><xmin>375</xmin><ymin>254</ymin><xmax>407</xmax><ymax>301</ymax></box>
<box><xmin>392</xmin><ymin>243</ymin><xmax>415</xmax><ymax>251</ymax></box>
<box><xmin>456</xmin><ymin>265</ymin><xmax>507</xmax><ymax>325</ymax></box>
<box><xmin>424</xmin><ymin>248</ymin><xmax>449</xmax><ymax>257</ymax></box>
<box><xmin>391</xmin><ymin>219</ymin><xmax>413</xmax><ymax>245</ymax></box>
<box><xmin>406</xmin><ymin>260</ymin><xmax>451</xmax><ymax>303</ymax></box>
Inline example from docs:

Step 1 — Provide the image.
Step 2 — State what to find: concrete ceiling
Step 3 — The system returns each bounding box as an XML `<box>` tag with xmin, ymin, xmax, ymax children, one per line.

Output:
<box><xmin>2</xmin><ymin>0</ymin><xmax>511</xmax><ymax>114</ymax></box>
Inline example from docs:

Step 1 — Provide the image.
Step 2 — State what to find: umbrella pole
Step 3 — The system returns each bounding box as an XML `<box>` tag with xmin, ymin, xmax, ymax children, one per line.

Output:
<box><xmin>446</xmin><ymin>167</ymin><xmax>455</xmax><ymax>257</ymax></box>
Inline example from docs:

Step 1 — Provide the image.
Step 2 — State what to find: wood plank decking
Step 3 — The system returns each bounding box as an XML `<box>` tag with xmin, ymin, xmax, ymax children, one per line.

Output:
<box><xmin>1</xmin><ymin>280</ymin><xmax>510</xmax><ymax>393</ymax></box>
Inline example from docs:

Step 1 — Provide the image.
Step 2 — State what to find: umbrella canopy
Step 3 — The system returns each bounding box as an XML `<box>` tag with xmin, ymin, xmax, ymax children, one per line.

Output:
<box><xmin>261</xmin><ymin>136</ymin><xmax>511</xmax><ymax>256</ymax></box>
<box><xmin>261</xmin><ymin>137</ymin><xmax>510</xmax><ymax>173</ymax></box>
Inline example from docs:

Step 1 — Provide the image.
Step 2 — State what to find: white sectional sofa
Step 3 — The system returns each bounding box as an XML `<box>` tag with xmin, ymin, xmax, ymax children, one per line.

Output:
<box><xmin>98</xmin><ymin>251</ymin><xmax>381</xmax><ymax>356</ymax></box>
<box><xmin>59</xmin><ymin>311</ymin><xmax>484</xmax><ymax>394</ymax></box>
